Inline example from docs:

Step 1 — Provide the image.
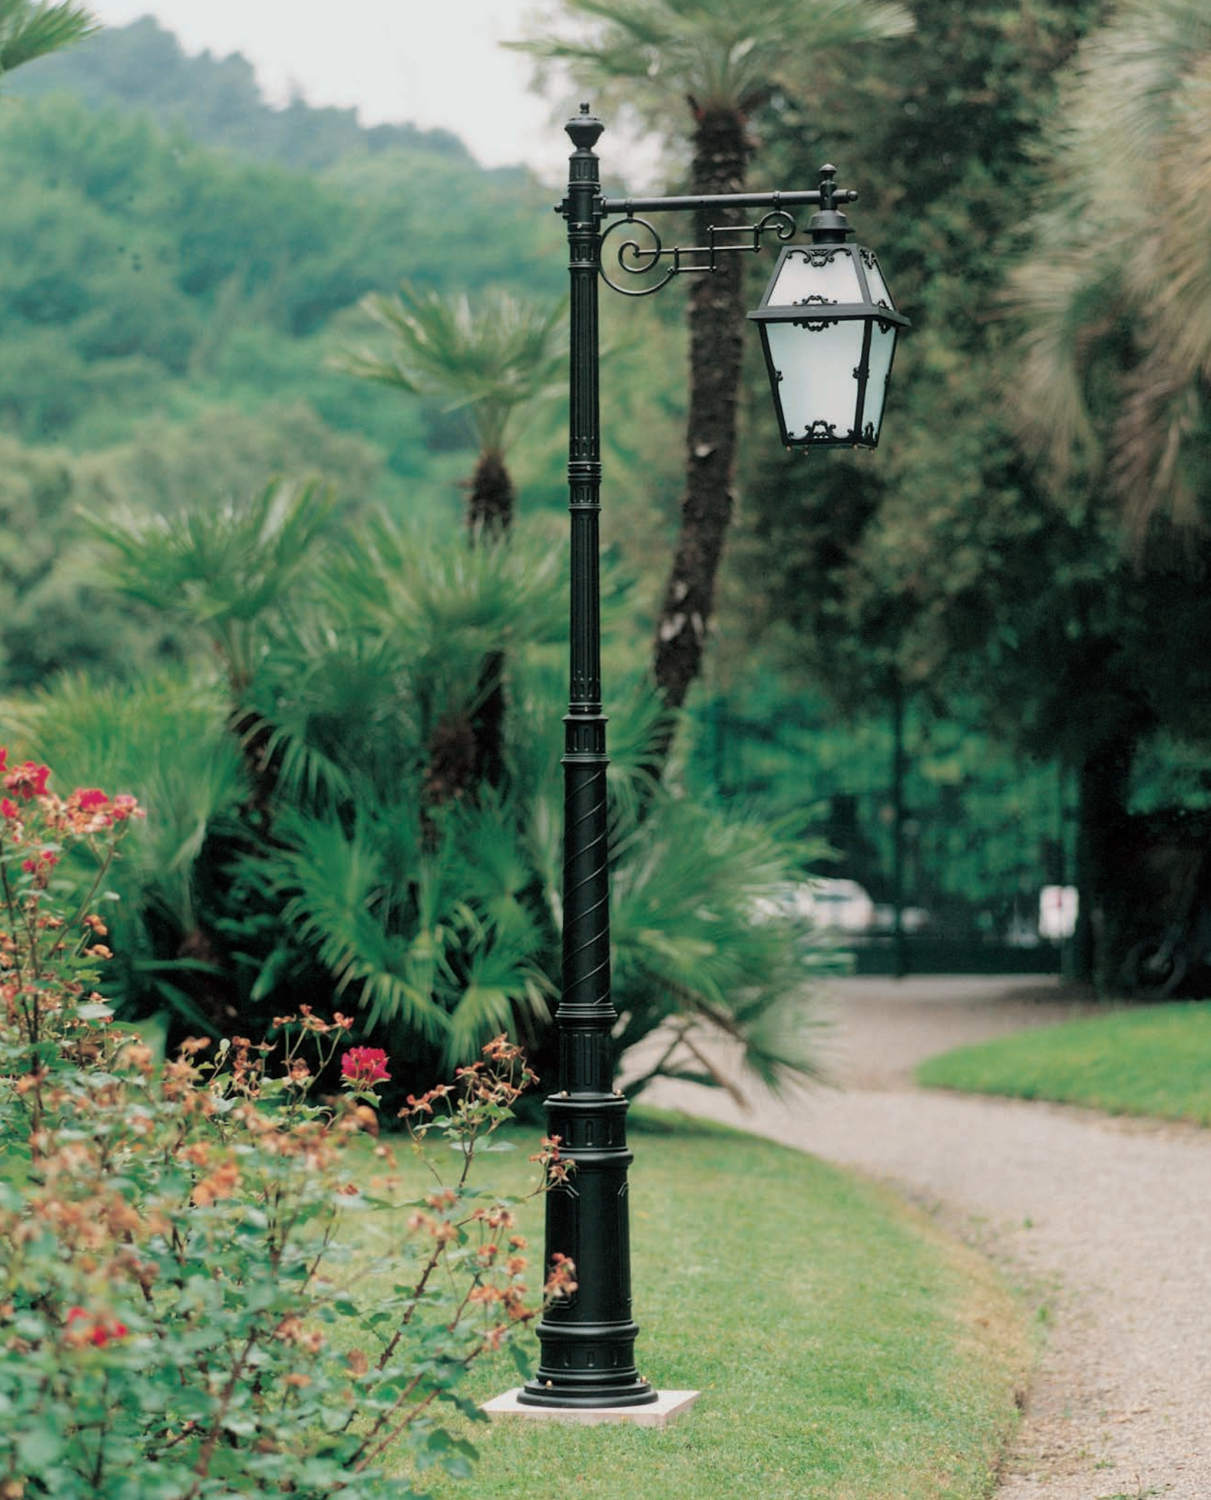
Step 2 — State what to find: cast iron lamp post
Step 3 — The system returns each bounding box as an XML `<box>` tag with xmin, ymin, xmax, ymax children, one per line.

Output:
<box><xmin>519</xmin><ymin>105</ymin><xmax>907</xmax><ymax>1411</ymax></box>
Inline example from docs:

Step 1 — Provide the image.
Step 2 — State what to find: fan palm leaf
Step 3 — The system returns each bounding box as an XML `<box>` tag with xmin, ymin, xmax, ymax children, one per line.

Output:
<box><xmin>244</xmin><ymin>615</ymin><xmax>421</xmax><ymax>812</ymax></box>
<box><xmin>90</xmin><ymin>481</ymin><xmax>349</xmax><ymax>693</ymax></box>
<box><xmin>442</xmin><ymin>911</ymin><xmax>553</xmax><ymax>1067</ymax></box>
<box><xmin>1010</xmin><ymin>0</ymin><xmax>1211</xmax><ymax>531</ymax></box>
<box><xmin>4</xmin><ymin>671</ymin><xmax>246</xmax><ymax>1024</ymax></box>
<box><xmin>270</xmin><ymin>810</ymin><xmax>454</xmax><ymax>1044</ymax></box>
<box><xmin>5</xmin><ymin>671</ymin><xmax>243</xmax><ymax>931</ymax></box>
<box><xmin>515</xmin><ymin>0</ymin><xmax>911</xmax><ymax>118</ymax></box>
<box><xmin>338</xmin><ymin>283</ymin><xmax>566</xmax><ymax>458</ymax></box>
<box><xmin>324</xmin><ymin>511</ymin><xmax>564</xmax><ymax>653</ymax></box>
<box><xmin>0</xmin><ymin>0</ymin><xmax>95</xmax><ymax>75</ymax></box>
<box><xmin>603</xmin><ymin>795</ymin><xmax>828</xmax><ymax>1091</ymax></box>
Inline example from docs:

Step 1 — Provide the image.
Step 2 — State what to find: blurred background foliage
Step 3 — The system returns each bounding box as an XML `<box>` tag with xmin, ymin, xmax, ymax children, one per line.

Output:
<box><xmin>2</xmin><ymin>1</ymin><xmax>1211</xmax><ymax>1091</ymax></box>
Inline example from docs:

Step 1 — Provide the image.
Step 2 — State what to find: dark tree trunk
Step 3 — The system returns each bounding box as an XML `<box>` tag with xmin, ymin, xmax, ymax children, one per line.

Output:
<box><xmin>467</xmin><ymin>449</ymin><xmax>514</xmax><ymax>537</ymax></box>
<box><xmin>649</xmin><ymin>104</ymin><xmax>753</xmax><ymax>769</ymax></box>
<box><xmin>472</xmin><ymin>649</ymin><xmax>507</xmax><ymax>790</ymax></box>
<box><xmin>422</xmin><ymin>450</ymin><xmax>515</xmax><ymax>819</ymax></box>
<box><xmin>228</xmin><ymin>707</ymin><xmax>279</xmax><ymax>828</ymax></box>
<box><xmin>423</xmin><ymin>710</ymin><xmax>480</xmax><ymax>808</ymax></box>
<box><xmin>1073</xmin><ymin>734</ymin><xmax>1134</xmax><ymax>986</ymax></box>
<box><xmin>467</xmin><ymin>449</ymin><xmax>513</xmax><ymax>791</ymax></box>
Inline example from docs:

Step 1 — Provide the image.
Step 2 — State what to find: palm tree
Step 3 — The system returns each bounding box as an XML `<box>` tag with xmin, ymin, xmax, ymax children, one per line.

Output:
<box><xmin>340</xmin><ymin>282</ymin><xmax>565</xmax><ymax>537</ymax></box>
<box><xmin>76</xmin><ymin>498</ymin><xmax>826</xmax><ymax>1091</ymax></box>
<box><xmin>0</xmin><ymin>0</ymin><xmax>95</xmax><ymax>77</ymax></box>
<box><xmin>341</xmin><ymin>284</ymin><xmax>566</xmax><ymax>793</ymax></box>
<box><xmin>1010</xmin><ymin>0</ymin><xmax>1211</xmax><ymax>537</ymax></box>
<box><xmin>94</xmin><ymin>481</ymin><xmax>348</xmax><ymax>816</ymax></box>
<box><xmin>514</xmin><ymin>0</ymin><xmax>912</xmax><ymax>763</ymax></box>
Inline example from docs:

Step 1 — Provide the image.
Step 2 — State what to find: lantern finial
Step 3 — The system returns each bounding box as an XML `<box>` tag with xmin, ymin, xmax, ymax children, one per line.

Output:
<box><xmin>808</xmin><ymin>165</ymin><xmax>852</xmax><ymax>244</ymax></box>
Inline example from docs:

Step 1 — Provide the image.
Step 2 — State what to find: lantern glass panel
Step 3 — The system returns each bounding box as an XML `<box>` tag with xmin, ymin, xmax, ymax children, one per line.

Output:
<box><xmin>769</xmin><ymin>248</ymin><xmax>863</xmax><ymax>307</ymax></box>
<box><xmin>861</xmin><ymin>321</ymin><xmax>897</xmax><ymax>438</ymax></box>
<box><xmin>860</xmin><ymin>252</ymin><xmax>893</xmax><ymax>308</ymax></box>
<box><xmin>766</xmin><ymin>318</ymin><xmax>864</xmax><ymax>441</ymax></box>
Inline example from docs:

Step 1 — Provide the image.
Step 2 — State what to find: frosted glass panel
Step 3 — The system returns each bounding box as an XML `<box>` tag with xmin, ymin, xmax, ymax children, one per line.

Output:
<box><xmin>860</xmin><ymin>251</ymin><xmax>893</xmax><ymax>308</ymax></box>
<box><xmin>768</xmin><ymin>248</ymin><xmax>862</xmax><ymax>307</ymax></box>
<box><xmin>766</xmin><ymin>320</ymin><xmax>863</xmax><ymax>441</ymax></box>
<box><xmin>861</xmin><ymin>323</ymin><xmax>897</xmax><ymax>439</ymax></box>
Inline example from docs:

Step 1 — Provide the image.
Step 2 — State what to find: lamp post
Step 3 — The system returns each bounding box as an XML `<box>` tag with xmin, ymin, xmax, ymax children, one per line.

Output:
<box><xmin>519</xmin><ymin>105</ymin><xmax>907</xmax><ymax>1411</ymax></box>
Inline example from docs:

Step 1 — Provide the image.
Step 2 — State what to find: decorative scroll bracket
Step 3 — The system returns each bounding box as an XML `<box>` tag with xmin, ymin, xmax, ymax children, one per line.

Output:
<box><xmin>599</xmin><ymin>209</ymin><xmax>798</xmax><ymax>297</ymax></box>
<box><xmin>555</xmin><ymin>172</ymin><xmax>859</xmax><ymax>299</ymax></box>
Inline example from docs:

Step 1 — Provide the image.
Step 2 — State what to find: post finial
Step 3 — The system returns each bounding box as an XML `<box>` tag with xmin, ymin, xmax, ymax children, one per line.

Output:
<box><xmin>566</xmin><ymin>102</ymin><xmax>605</xmax><ymax>152</ymax></box>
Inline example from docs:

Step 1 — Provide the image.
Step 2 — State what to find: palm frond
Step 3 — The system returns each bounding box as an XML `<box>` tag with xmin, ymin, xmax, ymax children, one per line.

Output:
<box><xmin>6</xmin><ymin>670</ymin><xmax>243</xmax><ymax>931</ymax></box>
<box><xmin>443</xmin><ymin>915</ymin><xmax>553</xmax><ymax>1066</ymax></box>
<box><xmin>337</xmin><ymin>283</ymin><xmax>566</xmax><ymax>456</ymax></box>
<box><xmin>511</xmin><ymin>0</ymin><xmax>910</xmax><ymax>115</ymax></box>
<box><xmin>1009</xmin><ymin>0</ymin><xmax>1211</xmax><ymax>530</ymax></box>
<box><xmin>270</xmin><ymin>811</ymin><xmax>452</xmax><ymax>1044</ymax></box>
<box><xmin>317</xmin><ymin>516</ymin><xmax>565</xmax><ymax>744</ymax></box>
<box><xmin>245</xmin><ymin>613</ymin><xmax>421</xmax><ymax>811</ymax></box>
<box><xmin>87</xmin><ymin>481</ymin><xmax>348</xmax><ymax>691</ymax></box>
<box><xmin>0</xmin><ymin>0</ymin><xmax>96</xmax><ymax>74</ymax></box>
<box><xmin>608</xmin><ymin>795</ymin><xmax>826</xmax><ymax>1092</ymax></box>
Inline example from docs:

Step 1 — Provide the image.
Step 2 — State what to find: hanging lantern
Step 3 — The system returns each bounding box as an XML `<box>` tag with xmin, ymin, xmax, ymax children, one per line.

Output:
<box><xmin>748</xmin><ymin>166</ymin><xmax>909</xmax><ymax>448</ymax></box>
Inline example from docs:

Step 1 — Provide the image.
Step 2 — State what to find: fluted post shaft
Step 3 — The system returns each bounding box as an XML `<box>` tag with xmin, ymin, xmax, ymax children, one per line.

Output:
<box><xmin>519</xmin><ymin>107</ymin><xmax>656</xmax><ymax>1410</ymax></box>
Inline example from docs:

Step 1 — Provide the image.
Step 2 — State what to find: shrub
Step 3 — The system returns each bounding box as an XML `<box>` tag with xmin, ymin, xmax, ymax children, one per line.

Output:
<box><xmin>0</xmin><ymin>750</ymin><xmax>569</xmax><ymax>1499</ymax></box>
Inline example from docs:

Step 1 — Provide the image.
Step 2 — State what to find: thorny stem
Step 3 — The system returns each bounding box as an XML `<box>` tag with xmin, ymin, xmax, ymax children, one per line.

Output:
<box><xmin>374</xmin><ymin>1238</ymin><xmax>445</xmax><ymax>1372</ymax></box>
<box><xmin>0</xmin><ymin>856</ymin><xmax>19</xmax><ymax>976</ymax></box>
<box><xmin>56</xmin><ymin>842</ymin><xmax>120</xmax><ymax>965</ymax></box>
<box><xmin>353</xmin><ymin>1314</ymin><xmax>537</xmax><ymax>1474</ymax></box>
<box><xmin>182</xmin><ymin>1327</ymin><xmax>260</xmax><ymax>1497</ymax></box>
<box><xmin>89</xmin><ymin>1372</ymin><xmax>110</xmax><ymax>1491</ymax></box>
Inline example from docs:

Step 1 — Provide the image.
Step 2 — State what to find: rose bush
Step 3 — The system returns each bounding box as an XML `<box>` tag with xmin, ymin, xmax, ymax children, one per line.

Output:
<box><xmin>0</xmin><ymin>753</ymin><xmax>571</xmax><ymax>1499</ymax></box>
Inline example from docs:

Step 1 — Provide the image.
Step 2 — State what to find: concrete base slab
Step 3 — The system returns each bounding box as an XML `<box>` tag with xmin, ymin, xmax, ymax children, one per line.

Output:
<box><xmin>483</xmin><ymin>1388</ymin><xmax>700</xmax><ymax>1427</ymax></box>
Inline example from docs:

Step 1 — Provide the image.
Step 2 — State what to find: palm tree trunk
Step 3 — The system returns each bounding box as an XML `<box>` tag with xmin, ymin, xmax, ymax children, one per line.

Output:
<box><xmin>467</xmin><ymin>449</ymin><xmax>515</xmax><ymax>536</ymax></box>
<box><xmin>468</xmin><ymin>449</ymin><xmax>513</xmax><ymax>790</ymax></box>
<box><xmin>423</xmin><ymin>451</ymin><xmax>516</xmax><ymax>814</ymax></box>
<box><xmin>1073</xmin><ymin>733</ymin><xmax>1134</xmax><ymax>986</ymax></box>
<box><xmin>649</xmin><ymin>104</ymin><xmax>753</xmax><ymax>769</ymax></box>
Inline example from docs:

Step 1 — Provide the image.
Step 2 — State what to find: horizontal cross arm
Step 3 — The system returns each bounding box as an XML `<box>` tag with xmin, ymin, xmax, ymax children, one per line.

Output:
<box><xmin>599</xmin><ymin>187</ymin><xmax>857</xmax><ymax>217</ymax></box>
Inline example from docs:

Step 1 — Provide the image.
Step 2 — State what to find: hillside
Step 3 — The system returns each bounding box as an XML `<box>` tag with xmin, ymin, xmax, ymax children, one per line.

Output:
<box><xmin>7</xmin><ymin>15</ymin><xmax>482</xmax><ymax>173</ymax></box>
<box><xmin>0</xmin><ymin>23</ymin><xmax>577</xmax><ymax>687</ymax></box>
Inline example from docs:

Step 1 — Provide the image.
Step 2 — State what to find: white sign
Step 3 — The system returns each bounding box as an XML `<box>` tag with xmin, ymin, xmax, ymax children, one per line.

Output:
<box><xmin>1039</xmin><ymin>885</ymin><xmax>1078</xmax><ymax>941</ymax></box>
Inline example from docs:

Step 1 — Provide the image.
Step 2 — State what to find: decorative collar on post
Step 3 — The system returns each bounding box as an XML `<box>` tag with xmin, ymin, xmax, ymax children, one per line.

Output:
<box><xmin>748</xmin><ymin>164</ymin><xmax>910</xmax><ymax>449</ymax></box>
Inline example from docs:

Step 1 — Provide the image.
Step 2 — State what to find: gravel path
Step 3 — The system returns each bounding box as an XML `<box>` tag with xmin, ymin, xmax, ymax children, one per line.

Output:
<box><xmin>636</xmin><ymin>976</ymin><xmax>1211</xmax><ymax>1499</ymax></box>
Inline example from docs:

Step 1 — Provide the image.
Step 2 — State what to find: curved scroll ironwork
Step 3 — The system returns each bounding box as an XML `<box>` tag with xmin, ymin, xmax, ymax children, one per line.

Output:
<box><xmin>600</xmin><ymin>209</ymin><xmax>798</xmax><ymax>297</ymax></box>
<box><xmin>600</xmin><ymin>215</ymin><xmax>672</xmax><ymax>296</ymax></box>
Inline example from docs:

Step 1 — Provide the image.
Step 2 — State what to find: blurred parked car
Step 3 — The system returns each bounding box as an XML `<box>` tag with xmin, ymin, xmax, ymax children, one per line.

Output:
<box><xmin>750</xmin><ymin>878</ymin><xmax>874</xmax><ymax>930</ymax></box>
<box><xmin>803</xmin><ymin>878</ymin><xmax>876</xmax><ymax>933</ymax></box>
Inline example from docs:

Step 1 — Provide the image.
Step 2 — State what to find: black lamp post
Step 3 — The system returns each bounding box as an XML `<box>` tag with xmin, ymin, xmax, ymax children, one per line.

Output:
<box><xmin>519</xmin><ymin>106</ymin><xmax>907</xmax><ymax>1412</ymax></box>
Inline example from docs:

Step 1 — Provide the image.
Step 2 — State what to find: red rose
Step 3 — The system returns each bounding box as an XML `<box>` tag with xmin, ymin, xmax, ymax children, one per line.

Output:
<box><xmin>4</xmin><ymin>762</ymin><xmax>50</xmax><ymax>800</ymax></box>
<box><xmin>66</xmin><ymin>1307</ymin><xmax>128</xmax><ymax>1347</ymax></box>
<box><xmin>340</xmin><ymin>1047</ymin><xmax>391</xmax><ymax>1085</ymax></box>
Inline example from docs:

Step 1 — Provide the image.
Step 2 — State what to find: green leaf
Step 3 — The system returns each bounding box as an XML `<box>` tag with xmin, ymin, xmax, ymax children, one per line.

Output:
<box><xmin>17</xmin><ymin>1424</ymin><xmax>65</xmax><ymax>1468</ymax></box>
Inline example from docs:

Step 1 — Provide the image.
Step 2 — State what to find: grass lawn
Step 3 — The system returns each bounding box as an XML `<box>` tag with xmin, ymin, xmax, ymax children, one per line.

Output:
<box><xmin>916</xmin><ymin>1001</ymin><xmax>1211</xmax><ymax>1125</ymax></box>
<box><xmin>365</xmin><ymin>1110</ymin><xmax>1028</xmax><ymax>1500</ymax></box>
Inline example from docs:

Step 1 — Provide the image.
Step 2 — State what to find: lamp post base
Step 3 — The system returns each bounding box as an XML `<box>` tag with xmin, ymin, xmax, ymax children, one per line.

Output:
<box><xmin>486</xmin><ymin>1388</ymin><xmax>698</xmax><ymax>1427</ymax></box>
<box><xmin>517</xmin><ymin>1374</ymin><xmax>657</xmax><ymax>1410</ymax></box>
